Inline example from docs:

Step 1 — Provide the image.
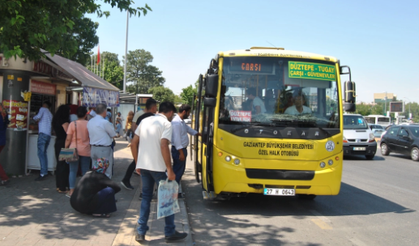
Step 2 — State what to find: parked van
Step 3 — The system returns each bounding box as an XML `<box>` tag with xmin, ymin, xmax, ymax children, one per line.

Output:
<box><xmin>343</xmin><ymin>114</ymin><xmax>377</xmax><ymax>160</ymax></box>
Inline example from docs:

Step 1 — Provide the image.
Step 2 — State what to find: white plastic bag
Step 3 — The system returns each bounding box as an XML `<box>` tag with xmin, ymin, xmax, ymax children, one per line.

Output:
<box><xmin>157</xmin><ymin>179</ymin><xmax>180</xmax><ymax>219</ymax></box>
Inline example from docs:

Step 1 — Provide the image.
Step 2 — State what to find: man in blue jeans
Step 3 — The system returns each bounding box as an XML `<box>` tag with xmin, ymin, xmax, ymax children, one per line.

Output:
<box><xmin>33</xmin><ymin>101</ymin><xmax>53</xmax><ymax>181</ymax></box>
<box><xmin>171</xmin><ymin>104</ymin><xmax>200</xmax><ymax>198</ymax></box>
<box><xmin>130</xmin><ymin>102</ymin><xmax>187</xmax><ymax>243</ymax></box>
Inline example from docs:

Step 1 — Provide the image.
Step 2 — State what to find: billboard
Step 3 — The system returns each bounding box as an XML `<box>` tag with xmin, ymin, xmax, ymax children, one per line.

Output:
<box><xmin>390</xmin><ymin>101</ymin><xmax>404</xmax><ymax>113</ymax></box>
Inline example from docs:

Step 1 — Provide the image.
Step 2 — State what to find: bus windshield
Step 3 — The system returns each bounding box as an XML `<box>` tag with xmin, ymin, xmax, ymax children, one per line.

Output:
<box><xmin>219</xmin><ymin>57</ymin><xmax>339</xmax><ymax>129</ymax></box>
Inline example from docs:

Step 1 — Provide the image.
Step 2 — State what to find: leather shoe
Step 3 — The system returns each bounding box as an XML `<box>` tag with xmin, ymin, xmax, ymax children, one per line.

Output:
<box><xmin>120</xmin><ymin>180</ymin><xmax>134</xmax><ymax>190</ymax></box>
<box><xmin>135</xmin><ymin>233</ymin><xmax>145</xmax><ymax>243</ymax></box>
<box><xmin>35</xmin><ymin>175</ymin><xmax>47</xmax><ymax>181</ymax></box>
<box><xmin>165</xmin><ymin>231</ymin><xmax>187</xmax><ymax>242</ymax></box>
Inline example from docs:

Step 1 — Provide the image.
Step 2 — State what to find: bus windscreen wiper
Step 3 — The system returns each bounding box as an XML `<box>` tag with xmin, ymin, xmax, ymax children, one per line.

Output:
<box><xmin>316</xmin><ymin>126</ymin><xmax>331</xmax><ymax>138</ymax></box>
<box><xmin>231</xmin><ymin>123</ymin><xmax>268</xmax><ymax>133</ymax></box>
<box><xmin>270</xmin><ymin>118</ymin><xmax>294</xmax><ymax>126</ymax></box>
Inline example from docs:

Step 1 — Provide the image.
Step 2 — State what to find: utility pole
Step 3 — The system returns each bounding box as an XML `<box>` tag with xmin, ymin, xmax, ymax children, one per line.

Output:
<box><xmin>384</xmin><ymin>91</ymin><xmax>387</xmax><ymax>116</ymax></box>
<box><xmin>123</xmin><ymin>11</ymin><xmax>129</xmax><ymax>94</ymax></box>
<box><xmin>404</xmin><ymin>97</ymin><xmax>411</xmax><ymax>120</ymax></box>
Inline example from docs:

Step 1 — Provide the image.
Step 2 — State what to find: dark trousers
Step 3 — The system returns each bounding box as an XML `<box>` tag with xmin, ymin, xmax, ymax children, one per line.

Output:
<box><xmin>0</xmin><ymin>145</ymin><xmax>9</xmax><ymax>181</ymax></box>
<box><xmin>93</xmin><ymin>187</ymin><xmax>117</xmax><ymax>214</ymax></box>
<box><xmin>171</xmin><ymin>147</ymin><xmax>187</xmax><ymax>185</ymax></box>
<box><xmin>122</xmin><ymin>160</ymin><xmax>136</xmax><ymax>182</ymax></box>
<box><xmin>55</xmin><ymin>139</ymin><xmax>69</xmax><ymax>191</ymax></box>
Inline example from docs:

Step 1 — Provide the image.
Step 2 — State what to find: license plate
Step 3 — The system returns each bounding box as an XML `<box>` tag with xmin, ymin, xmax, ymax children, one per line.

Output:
<box><xmin>264</xmin><ymin>188</ymin><xmax>295</xmax><ymax>196</ymax></box>
<box><xmin>353</xmin><ymin>147</ymin><xmax>366</xmax><ymax>151</ymax></box>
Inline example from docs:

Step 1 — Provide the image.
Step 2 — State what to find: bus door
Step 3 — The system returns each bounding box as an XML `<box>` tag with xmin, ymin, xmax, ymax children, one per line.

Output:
<box><xmin>192</xmin><ymin>74</ymin><xmax>205</xmax><ymax>183</ymax></box>
<box><xmin>200</xmin><ymin>73</ymin><xmax>219</xmax><ymax>193</ymax></box>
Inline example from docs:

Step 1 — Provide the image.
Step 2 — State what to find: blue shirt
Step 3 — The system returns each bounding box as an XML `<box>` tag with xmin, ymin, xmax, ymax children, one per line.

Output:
<box><xmin>115</xmin><ymin>123</ymin><xmax>121</xmax><ymax>134</ymax></box>
<box><xmin>33</xmin><ymin>107</ymin><xmax>52</xmax><ymax>136</ymax></box>
<box><xmin>87</xmin><ymin>115</ymin><xmax>116</xmax><ymax>146</ymax></box>
<box><xmin>171</xmin><ymin>114</ymin><xmax>198</xmax><ymax>150</ymax></box>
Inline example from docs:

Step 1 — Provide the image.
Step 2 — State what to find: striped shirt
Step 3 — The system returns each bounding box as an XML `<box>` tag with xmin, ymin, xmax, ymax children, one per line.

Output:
<box><xmin>33</xmin><ymin>107</ymin><xmax>53</xmax><ymax>136</ymax></box>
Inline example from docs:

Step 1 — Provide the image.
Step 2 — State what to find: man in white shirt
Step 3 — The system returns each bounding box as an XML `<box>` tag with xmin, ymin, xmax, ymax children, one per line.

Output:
<box><xmin>115</xmin><ymin>112</ymin><xmax>125</xmax><ymax>125</ymax></box>
<box><xmin>87</xmin><ymin>103</ymin><xmax>116</xmax><ymax>178</ymax></box>
<box><xmin>284</xmin><ymin>94</ymin><xmax>312</xmax><ymax>115</ymax></box>
<box><xmin>171</xmin><ymin>104</ymin><xmax>200</xmax><ymax>197</ymax></box>
<box><xmin>130</xmin><ymin>102</ymin><xmax>187</xmax><ymax>243</ymax></box>
<box><xmin>247</xmin><ymin>88</ymin><xmax>267</xmax><ymax>114</ymax></box>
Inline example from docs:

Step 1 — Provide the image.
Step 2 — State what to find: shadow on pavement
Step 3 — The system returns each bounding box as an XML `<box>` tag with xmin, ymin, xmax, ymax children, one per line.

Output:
<box><xmin>0</xmin><ymin>138</ymin><xmax>138</xmax><ymax>243</ymax></box>
<box><xmin>182</xmin><ymin>164</ymin><xmax>414</xmax><ymax>245</ymax></box>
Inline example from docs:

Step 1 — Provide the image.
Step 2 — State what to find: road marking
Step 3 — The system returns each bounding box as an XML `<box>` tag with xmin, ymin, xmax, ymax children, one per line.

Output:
<box><xmin>311</xmin><ymin>219</ymin><xmax>333</xmax><ymax>230</ymax></box>
<box><xmin>310</xmin><ymin>210</ymin><xmax>333</xmax><ymax>230</ymax></box>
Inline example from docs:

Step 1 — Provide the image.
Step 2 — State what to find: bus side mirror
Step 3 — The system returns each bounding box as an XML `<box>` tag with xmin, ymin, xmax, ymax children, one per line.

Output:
<box><xmin>205</xmin><ymin>74</ymin><xmax>219</xmax><ymax>97</ymax></box>
<box><xmin>204</xmin><ymin>97</ymin><xmax>216</xmax><ymax>107</ymax></box>
<box><xmin>344</xmin><ymin>81</ymin><xmax>356</xmax><ymax>112</ymax></box>
<box><xmin>340</xmin><ymin>66</ymin><xmax>356</xmax><ymax>112</ymax></box>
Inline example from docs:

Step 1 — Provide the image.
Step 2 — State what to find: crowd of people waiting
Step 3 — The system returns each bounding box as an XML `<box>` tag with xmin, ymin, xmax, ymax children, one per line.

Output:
<box><xmin>0</xmin><ymin>98</ymin><xmax>197</xmax><ymax>242</ymax></box>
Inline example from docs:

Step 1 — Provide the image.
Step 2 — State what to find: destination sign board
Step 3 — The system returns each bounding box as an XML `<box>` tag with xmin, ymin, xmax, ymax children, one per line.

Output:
<box><xmin>288</xmin><ymin>61</ymin><xmax>336</xmax><ymax>81</ymax></box>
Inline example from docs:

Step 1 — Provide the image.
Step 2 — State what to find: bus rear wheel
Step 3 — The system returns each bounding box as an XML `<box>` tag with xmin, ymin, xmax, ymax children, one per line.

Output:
<box><xmin>297</xmin><ymin>194</ymin><xmax>316</xmax><ymax>200</ymax></box>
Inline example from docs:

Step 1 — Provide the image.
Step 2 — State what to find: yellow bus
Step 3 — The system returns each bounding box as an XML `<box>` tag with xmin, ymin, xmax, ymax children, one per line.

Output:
<box><xmin>192</xmin><ymin>47</ymin><xmax>355</xmax><ymax>200</ymax></box>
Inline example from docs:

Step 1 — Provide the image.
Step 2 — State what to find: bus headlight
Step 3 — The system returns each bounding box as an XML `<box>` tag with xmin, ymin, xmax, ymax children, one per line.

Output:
<box><xmin>225</xmin><ymin>156</ymin><xmax>231</xmax><ymax>162</ymax></box>
<box><xmin>320</xmin><ymin>162</ymin><xmax>326</xmax><ymax>168</ymax></box>
<box><xmin>325</xmin><ymin>140</ymin><xmax>335</xmax><ymax>152</ymax></box>
<box><xmin>234</xmin><ymin>159</ymin><xmax>240</xmax><ymax>165</ymax></box>
<box><xmin>328</xmin><ymin>159</ymin><xmax>333</xmax><ymax>165</ymax></box>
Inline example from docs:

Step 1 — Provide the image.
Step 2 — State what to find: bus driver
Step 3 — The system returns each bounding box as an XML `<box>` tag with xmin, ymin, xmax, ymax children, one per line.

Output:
<box><xmin>284</xmin><ymin>93</ymin><xmax>312</xmax><ymax>115</ymax></box>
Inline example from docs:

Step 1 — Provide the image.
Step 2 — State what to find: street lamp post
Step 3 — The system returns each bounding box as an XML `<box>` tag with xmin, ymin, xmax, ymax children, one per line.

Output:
<box><xmin>404</xmin><ymin>97</ymin><xmax>411</xmax><ymax>120</ymax></box>
<box><xmin>384</xmin><ymin>91</ymin><xmax>387</xmax><ymax>116</ymax></box>
<box><xmin>123</xmin><ymin>11</ymin><xmax>129</xmax><ymax>94</ymax></box>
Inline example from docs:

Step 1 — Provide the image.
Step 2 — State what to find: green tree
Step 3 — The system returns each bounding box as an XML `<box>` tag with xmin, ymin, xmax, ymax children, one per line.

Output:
<box><xmin>0</xmin><ymin>1</ymin><xmax>151</xmax><ymax>64</ymax></box>
<box><xmin>371</xmin><ymin>103</ymin><xmax>384</xmax><ymax>115</ymax></box>
<box><xmin>355</xmin><ymin>103</ymin><xmax>372</xmax><ymax>116</ymax></box>
<box><xmin>103</xmin><ymin>52</ymin><xmax>124</xmax><ymax>89</ymax></box>
<box><xmin>86</xmin><ymin>52</ymin><xmax>124</xmax><ymax>89</ymax></box>
<box><xmin>174</xmin><ymin>95</ymin><xmax>183</xmax><ymax>105</ymax></box>
<box><xmin>125</xmin><ymin>49</ymin><xmax>165</xmax><ymax>94</ymax></box>
<box><xmin>149</xmin><ymin>86</ymin><xmax>175</xmax><ymax>103</ymax></box>
<box><xmin>180</xmin><ymin>85</ymin><xmax>196</xmax><ymax>106</ymax></box>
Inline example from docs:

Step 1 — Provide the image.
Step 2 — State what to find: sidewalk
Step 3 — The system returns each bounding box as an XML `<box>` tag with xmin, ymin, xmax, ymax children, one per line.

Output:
<box><xmin>0</xmin><ymin>139</ymin><xmax>192</xmax><ymax>246</ymax></box>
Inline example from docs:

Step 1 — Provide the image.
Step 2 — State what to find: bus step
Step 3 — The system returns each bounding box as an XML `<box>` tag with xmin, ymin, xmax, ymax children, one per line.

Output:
<box><xmin>202</xmin><ymin>191</ymin><xmax>216</xmax><ymax>200</ymax></box>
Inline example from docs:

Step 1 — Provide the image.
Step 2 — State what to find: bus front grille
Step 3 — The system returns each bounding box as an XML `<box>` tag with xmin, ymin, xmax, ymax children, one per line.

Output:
<box><xmin>246</xmin><ymin>169</ymin><xmax>315</xmax><ymax>180</ymax></box>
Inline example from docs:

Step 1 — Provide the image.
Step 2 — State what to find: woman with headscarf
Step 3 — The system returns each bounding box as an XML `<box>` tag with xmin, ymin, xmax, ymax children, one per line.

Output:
<box><xmin>70</xmin><ymin>158</ymin><xmax>121</xmax><ymax>218</ymax></box>
<box><xmin>52</xmin><ymin>104</ymin><xmax>70</xmax><ymax>193</ymax></box>
<box><xmin>64</xmin><ymin>106</ymin><xmax>91</xmax><ymax>198</ymax></box>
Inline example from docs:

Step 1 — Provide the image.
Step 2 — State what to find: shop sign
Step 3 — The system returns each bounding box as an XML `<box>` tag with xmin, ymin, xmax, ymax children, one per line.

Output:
<box><xmin>2</xmin><ymin>100</ymin><xmax>29</xmax><ymax>129</ymax></box>
<box><xmin>31</xmin><ymin>80</ymin><xmax>56</xmax><ymax>95</ymax></box>
<box><xmin>33</xmin><ymin>61</ymin><xmax>53</xmax><ymax>75</ymax></box>
<box><xmin>33</xmin><ymin>61</ymin><xmax>72</xmax><ymax>80</ymax></box>
<box><xmin>82</xmin><ymin>87</ymin><xmax>120</xmax><ymax>107</ymax></box>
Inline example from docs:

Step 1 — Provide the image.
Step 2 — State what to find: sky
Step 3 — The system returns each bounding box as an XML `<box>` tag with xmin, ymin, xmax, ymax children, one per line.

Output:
<box><xmin>88</xmin><ymin>0</ymin><xmax>419</xmax><ymax>103</ymax></box>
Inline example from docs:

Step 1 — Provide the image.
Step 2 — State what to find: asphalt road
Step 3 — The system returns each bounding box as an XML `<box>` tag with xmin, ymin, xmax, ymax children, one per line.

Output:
<box><xmin>181</xmin><ymin>150</ymin><xmax>419</xmax><ymax>246</ymax></box>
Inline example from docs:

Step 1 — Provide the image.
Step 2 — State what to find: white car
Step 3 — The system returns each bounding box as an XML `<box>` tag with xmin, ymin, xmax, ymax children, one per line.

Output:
<box><xmin>343</xmin><ymin>114</ymin><xmax>377</xmax><ymax>160</ymax></box>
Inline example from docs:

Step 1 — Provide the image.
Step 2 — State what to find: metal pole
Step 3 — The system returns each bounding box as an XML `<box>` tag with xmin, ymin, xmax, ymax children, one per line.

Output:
<box><xmin>384</xmin><ymin>92</ymin><xmax>387</xmax><ymax>116</ymax></box>
<box><xmin>123</xmin><ymin>11</ymin><xmax>129</xmax><ymax>94</ymax></box>
<box><xmin>404</xmin><ymin>97</ymin><xmax>411</xmax><ymax>119</ymax></box>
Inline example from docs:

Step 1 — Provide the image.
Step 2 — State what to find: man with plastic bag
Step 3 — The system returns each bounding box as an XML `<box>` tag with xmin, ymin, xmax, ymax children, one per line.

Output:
<box><xmin>131</xmin><ymin>102</ymin><xmax>187</xmax><ymax>244</ymax></box>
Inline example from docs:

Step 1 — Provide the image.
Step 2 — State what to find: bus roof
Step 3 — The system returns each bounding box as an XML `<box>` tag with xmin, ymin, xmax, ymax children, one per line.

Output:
<box><xmin>218</xmin><ymin>47</ymin><xmax>339</xmax><ymax>62</ymax></box>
